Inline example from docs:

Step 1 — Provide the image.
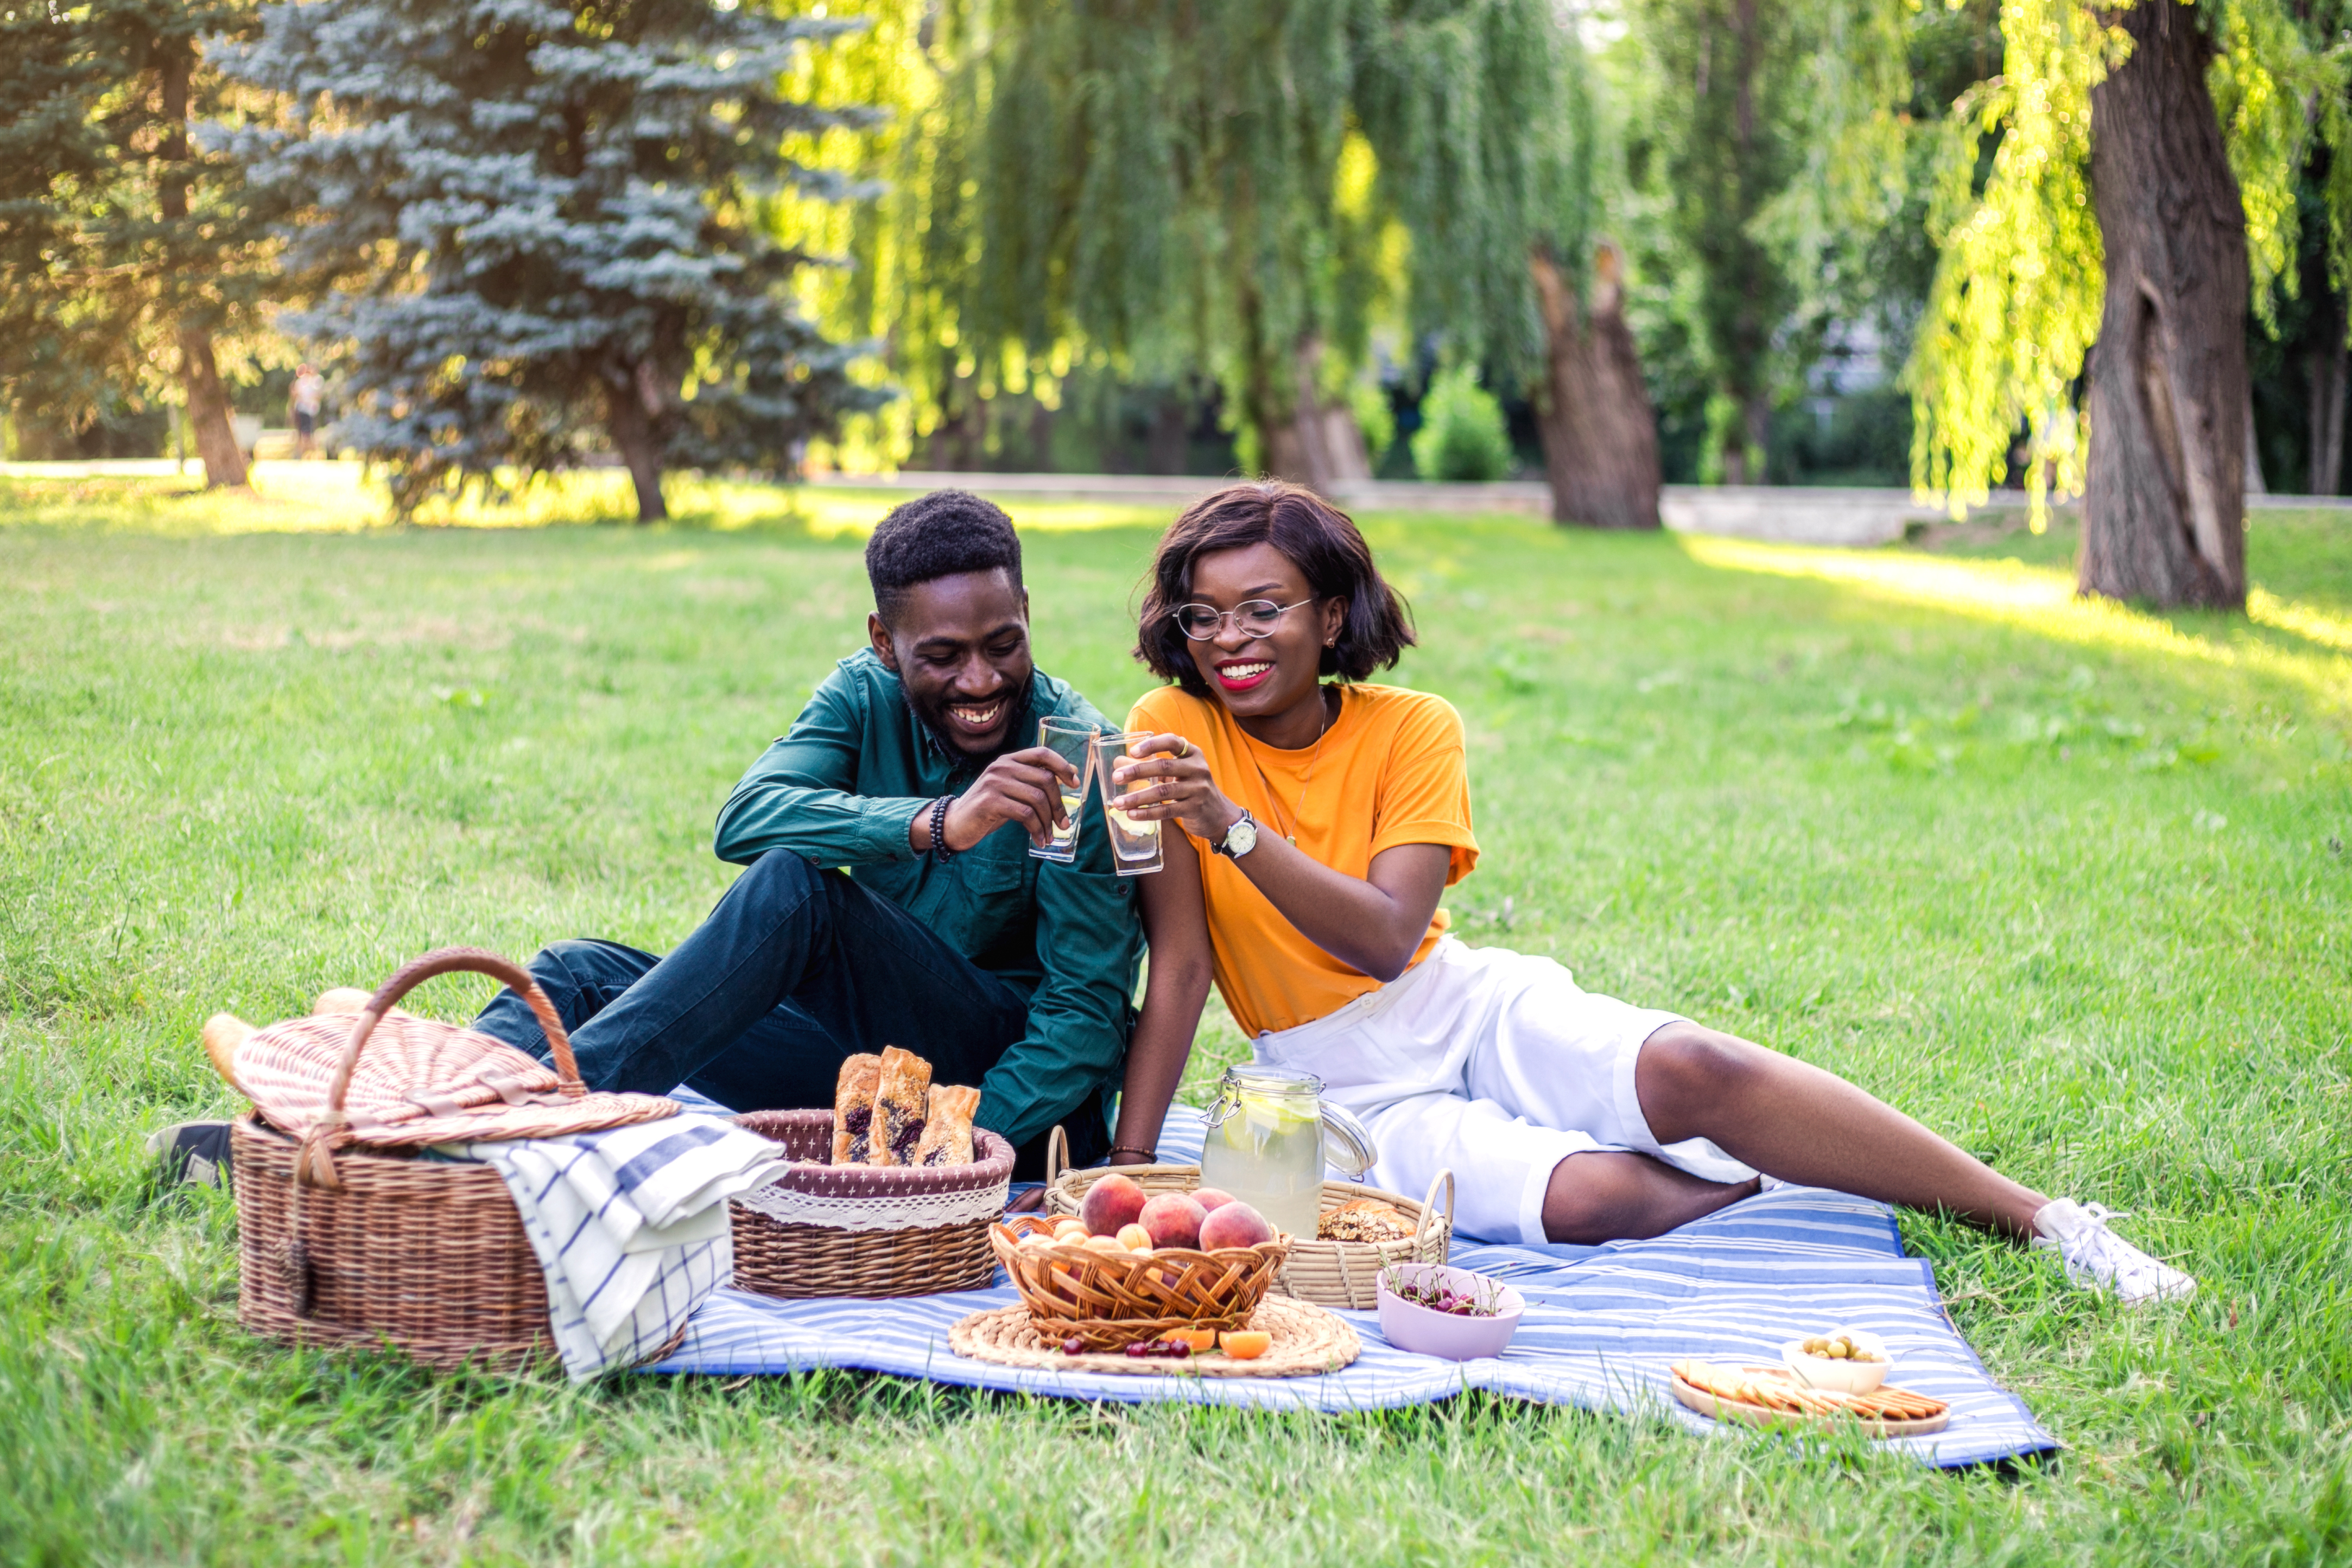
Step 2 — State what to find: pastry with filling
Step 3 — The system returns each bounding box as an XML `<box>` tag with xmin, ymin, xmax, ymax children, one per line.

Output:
<box><xmin>1316</xmin><ymin>1197</ymin><xmax>1416</xmax><ymax>1243</ymax></box>
<box><xmin>866</xmin><ymin>1045</ymin><xmax>933</xmax><ymax>1166</ymax></box>
<box><xmin>914</xmin><ymin>1084</ymin><xmax>980</xmax><ymax>1166</ymax></box>
<box><xmin>830</xmin><ymin>1053</ymin><xmax>883</xmax><ymax>1164</ymax></box>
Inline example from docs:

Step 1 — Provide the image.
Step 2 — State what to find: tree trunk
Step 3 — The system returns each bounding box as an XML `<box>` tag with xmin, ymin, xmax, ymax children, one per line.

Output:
<box><xmin>1261</xmin><ymin>335</ymin><xmax>1370</xmax><ymax>493</ymax></box>
<box><xmin>177</xmin><ymin>328</ymin><xmax>249</xmax><ymax>487</ymax></box>
<box><xmin>1146</xmin><ymin>394</ymin><xmax>1190</xmax><ymax>475</ymax></box>
<box><xmin>2308</xmin><ymin>298</ymin><xmax>2345</xmax><ymax>494</ymax></box>
<box><xmin>603</xmin><ymin>371</ymin><xmax>668</xmax><ymax>522</ymax></box>
<box><xmin>2081</xmin><ymin>1</ymin><xmax>2247</xmax><ymax>610</ymax></box>
<box><xmin>1529</xmin><ymin>242</ymin><xmax>1661</xmax><ymax>529</ymax></box>
<box><xmin>159</xmin><ymin>43</ymin><xmax>248</xmax><ymax>491</ymax></box>
<box><xmin>2242</xmin><ymin>388</ymin><xmax>2264</xmax><ymax>494</ymax></box>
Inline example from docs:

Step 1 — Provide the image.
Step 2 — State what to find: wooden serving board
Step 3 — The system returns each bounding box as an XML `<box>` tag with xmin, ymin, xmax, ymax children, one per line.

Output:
<box><xmin>1671</xmin><ymin>1368</ymin><xmax>1951</xmax><ymax>1438</ymax></box>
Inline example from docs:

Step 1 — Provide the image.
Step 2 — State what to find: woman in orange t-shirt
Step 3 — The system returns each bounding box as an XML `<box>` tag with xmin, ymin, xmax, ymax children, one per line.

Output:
<box><xmin>1104</xmin><ymin>482</ymin><xmax>2191</xmax><ymax>1300</ymax></box>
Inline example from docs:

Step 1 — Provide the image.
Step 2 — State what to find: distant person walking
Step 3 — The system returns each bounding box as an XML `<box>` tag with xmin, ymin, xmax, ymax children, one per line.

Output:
<box><xmin>289</xmin><ymin>364</ymin><xmax>326</xmax><ymax>458</ymax></box>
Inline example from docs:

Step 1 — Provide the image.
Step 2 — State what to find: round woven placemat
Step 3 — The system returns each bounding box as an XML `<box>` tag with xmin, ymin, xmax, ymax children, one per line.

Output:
<box><xmin>949</xmin><ymin>1296</ymin><xmax>1360</xmax><ymax>1378</ymax></box>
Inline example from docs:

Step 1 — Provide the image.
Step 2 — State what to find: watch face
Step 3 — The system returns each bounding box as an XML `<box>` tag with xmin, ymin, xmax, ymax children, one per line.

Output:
<box><xmin>1226</xmin><ymin>815</ymin><xmax>1257</xmax><ymax>856</ymax></box>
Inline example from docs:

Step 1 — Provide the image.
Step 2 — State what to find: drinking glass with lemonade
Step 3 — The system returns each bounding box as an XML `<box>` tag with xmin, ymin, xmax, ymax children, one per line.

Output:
<box><xmin>1092</xmin><ymin>731</ymin><xmax>1164</xmax><ymax>876</ymax></box>
<box><xmin>1031</xmin><ymin>716</ymin><xmax>1098</xmax><ymax>862</ymax></box>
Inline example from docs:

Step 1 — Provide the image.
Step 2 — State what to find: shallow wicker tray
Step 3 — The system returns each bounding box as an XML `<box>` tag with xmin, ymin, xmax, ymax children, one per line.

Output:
<box><xmin>1671</xmin><ymin>1367</ymin><xmax>1951</xmax><ymax>1438</ymax></box>
<box><xmin>727</xmin><ymin>1109</ymin><xmax>1013</xmax><ymax>1299</ymax></box>
<box><xmin>1042</xmin><ymin>1129</ymin><xmax>1452</xmax><ymax>1310</ymax></box>
<box><xmin>950</xmin><ymin>1295</ymin><xmax>1359</xmax><ymax>1377</ymax></box>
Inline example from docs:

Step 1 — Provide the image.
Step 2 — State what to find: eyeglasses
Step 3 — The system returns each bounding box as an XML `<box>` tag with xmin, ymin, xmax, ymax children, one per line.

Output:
<box><xmin>1170</xmin><ymin>596</ymin><xmax>1316</xmax><ymax>640</ymax></box>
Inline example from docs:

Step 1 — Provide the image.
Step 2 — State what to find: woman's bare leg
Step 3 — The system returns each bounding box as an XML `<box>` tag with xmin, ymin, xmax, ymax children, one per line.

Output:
<box><xmin>1633</xmin><ymin>1021</ymin><xmax>2048</xmax><ymax>1238</ymax></box>
<box><xmin>1542</xmin><ymin>1152</ymin><xmax>1758</xmax><ymax>1244</ymax></box>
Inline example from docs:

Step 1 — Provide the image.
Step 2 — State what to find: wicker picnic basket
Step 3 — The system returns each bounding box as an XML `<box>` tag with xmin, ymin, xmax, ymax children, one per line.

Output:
<box><xmin>726</xmin><ymin>1109</ymin><xmax>1015</xmax><ymax>1298</ymax></box>
<box><xmin>230</xmin><ymin>948</ymin><xmax>676</xmax><ymax>1370</ymax></box>
<box><xmin>991</xmin><ymin>1214</ymin><xmax>1291</xmax><ymax>1351</ymax></box>
<box><xmin>1044</xmin><ymin>1130</ymin><xmax>1453</xmax><ymax>1311</ymax></box>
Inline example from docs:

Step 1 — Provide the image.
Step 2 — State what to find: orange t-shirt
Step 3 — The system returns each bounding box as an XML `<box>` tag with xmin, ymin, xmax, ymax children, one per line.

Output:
<box><xmin>1125</xmin><ymin>683</ymin><xmax>1480</xmax><ymax>1039</ymax></box>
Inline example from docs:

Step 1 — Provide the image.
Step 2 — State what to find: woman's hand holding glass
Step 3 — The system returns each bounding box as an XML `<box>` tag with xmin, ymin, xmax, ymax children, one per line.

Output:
<box><xmin>1112</xmin><ymin>734</ymin><xmax>1246</xmax><ymax>846</ymax></box>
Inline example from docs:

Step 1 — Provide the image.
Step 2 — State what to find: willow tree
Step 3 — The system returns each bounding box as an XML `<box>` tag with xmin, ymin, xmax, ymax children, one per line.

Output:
<box><xmin>1618</xmin><ymin>0</ymin><xmax>1912</xmax><ymax>486</ymax></box>
<box><xmin>1349</xmin><ymin>0</ymin><xmax>1664</xmax><ymax>526</ymax></box>
<box><xmin>1911</xmin><ymin>0</ymin><xmax>2347</xmax><ymax>610</ymax></box>
<box><xmin>1</xmin><ymin>0</ymin><xmax>269</xmax><ymax>487</ymax></box>
<box><xmin>918</xmin><ymin>0</ymin><xmax>1392</xmax><ymax>488</ymax></box>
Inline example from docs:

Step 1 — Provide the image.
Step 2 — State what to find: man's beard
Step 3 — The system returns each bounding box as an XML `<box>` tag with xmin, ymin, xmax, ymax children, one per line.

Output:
<box><xmin>912</xmin><ymin>668</ymin><xmax>1036</xmax><ymax>769</ymax></box>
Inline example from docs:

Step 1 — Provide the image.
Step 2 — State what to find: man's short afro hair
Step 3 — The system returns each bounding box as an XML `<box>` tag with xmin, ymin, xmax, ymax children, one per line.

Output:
<box><xmin>865</xmin><ymin>488</ymin><xmax>1025</xmax><ymax>620</ymax></box>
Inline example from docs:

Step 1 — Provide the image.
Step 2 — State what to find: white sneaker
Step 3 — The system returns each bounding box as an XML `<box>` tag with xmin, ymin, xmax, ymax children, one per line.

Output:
<box><xmin>2031</xmin><ymin>1198</ymin><xmax>2197</xmax><ymax>1305</ymax></box>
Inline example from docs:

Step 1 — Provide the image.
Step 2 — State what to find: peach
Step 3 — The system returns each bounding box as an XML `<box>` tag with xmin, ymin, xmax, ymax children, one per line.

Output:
<box><xmin>1192</xmin><ymin>1187</ymin><xmax>1237</xmax><ymax>1213</ymax></box>
<box><xmin>1116</xmin><ymin>1223</ymin><xmax>1153</xmax><ymax>1252</ymax></box>
<box><xmin>1081</xmin><ymin>1172</ymin><xmax>1149</xmax><ymax>1236</ymax></box>
<box><xmin>1139</xmin><ymin>1192</ymin><xmax>1208</xmax><ymax>1250</ymax></box>
<box><xmin>1219</xmin><ymin>1330</ymin><xmax>1271</xmax><ymax>1360</ymax></box>
<box><xmin>1197</xmin><ymin>1200</ymin><xmax>1275</xmax><ymax>1252</ymax></box>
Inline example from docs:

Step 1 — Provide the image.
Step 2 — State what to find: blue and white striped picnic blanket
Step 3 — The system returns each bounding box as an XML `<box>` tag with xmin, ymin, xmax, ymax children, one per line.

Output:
<box><xmin>646</xmin><ymin>1106</ymin><xmax>2056</xmax><ymax>1468</ymax></box>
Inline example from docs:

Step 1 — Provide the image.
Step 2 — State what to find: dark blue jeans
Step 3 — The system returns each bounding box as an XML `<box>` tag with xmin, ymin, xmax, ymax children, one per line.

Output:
<box><xmin>473</xmin><ymin>849</ymin><xmax>1108</xmax><ymax>1176</ymax></box>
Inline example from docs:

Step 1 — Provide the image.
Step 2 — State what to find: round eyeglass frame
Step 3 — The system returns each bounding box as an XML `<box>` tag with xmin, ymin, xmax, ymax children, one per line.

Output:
<box><xmin>1169</xmin><ymin>595</ymin><xmax>1317</xmax><ymax>640</ymax></box>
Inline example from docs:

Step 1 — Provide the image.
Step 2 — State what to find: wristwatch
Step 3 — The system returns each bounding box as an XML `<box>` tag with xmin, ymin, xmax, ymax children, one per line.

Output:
<box><xmin>1213</xmin><ymin>808</ymin><xmax>1259</xmax><ymax>860</ymax></box>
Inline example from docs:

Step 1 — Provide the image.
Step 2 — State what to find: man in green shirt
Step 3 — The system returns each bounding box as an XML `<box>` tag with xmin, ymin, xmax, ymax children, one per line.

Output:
<box><xmin>473</xmin><ymin>491</ymin><xmax>1143</xmax><ymax>1173</ymax></box>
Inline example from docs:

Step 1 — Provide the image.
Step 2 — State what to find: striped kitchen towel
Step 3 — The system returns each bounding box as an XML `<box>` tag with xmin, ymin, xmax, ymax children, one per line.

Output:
<box><xmin>449</xmin><ymin>1114</ymin><xmax>790</xmax><ymax>1382</ymax></box>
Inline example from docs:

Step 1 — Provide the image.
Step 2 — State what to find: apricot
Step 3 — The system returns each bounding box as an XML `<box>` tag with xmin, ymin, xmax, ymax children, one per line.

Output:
<box><xmin>1197</xmin><ymin>1200</ymin><xmax>1275</xmax><ymax>1252</ymax></box>
<box><xmin>1082</xmin><ymin>1234</ymin><xmax>1126</xmax><ymax>1255</ymax></box>
<box><xmin>1139</xmin><ymin>1192</ymin><xmax>1208</xmax><ymax>1250</ymax></box>
<box><xmin>1081</xmin><ymin>1172</ymin><xmax>1149</xmax><ymax>1237</ymax></box>
<box><xmin>1116</xmin><ymin>1223</ymin><xmax>1153</xmax><ymax>1252</ymax></box>
<box><xmin>1219</xmin><ymin>1330</ymin><xmax>1271</xmax><ymax>1360</ymax></box>
<box><xmin>1159</xmin><ymin>1328</ymin><xmax>1216</xmax><ymax>1353</ymax></box>
<box><xmin>1192</xmin><ymin>1187</ymin><xmax>1237</xmax><ymax>1213</ymax></box>
<box><xmin>1051</xmin><ymin>1218</ymin><xmax>1088</xmax><ymax>1241</ymax></box>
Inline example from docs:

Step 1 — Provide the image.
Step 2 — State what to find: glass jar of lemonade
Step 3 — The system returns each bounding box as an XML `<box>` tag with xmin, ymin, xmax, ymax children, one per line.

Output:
<box><xmin>1198</xmin><ymin>1065</ymin><xmax>1378</xmax><ymax>1241</ymax></box>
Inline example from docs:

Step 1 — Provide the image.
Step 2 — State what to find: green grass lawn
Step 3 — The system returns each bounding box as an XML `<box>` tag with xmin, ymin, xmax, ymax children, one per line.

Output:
<box><xmin>3</xmin><ymin>468</ymin><xmax>2349</xmax><ymax>1565</ymax></box>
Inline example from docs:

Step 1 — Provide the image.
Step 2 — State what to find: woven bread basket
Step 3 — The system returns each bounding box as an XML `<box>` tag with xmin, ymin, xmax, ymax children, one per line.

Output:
<box><xmin>991</xmin><ymin>1214</ymin><xmax>1290</xmax><ymax>1351</ymax></box>
<box><xmin>231</xmin><ymin>948</ymin><xmax>656</xmax><ymax>1370</ymax></box>
<box><xmin>726</xmin><ymin>1108</ymin><xmax>1013</xmax><ymax>1299</ymax></box>
<box><xmin>1043</xmin><ymin>1129</ymin><xmax>1453</xmax><ymax>1310</ymax></box>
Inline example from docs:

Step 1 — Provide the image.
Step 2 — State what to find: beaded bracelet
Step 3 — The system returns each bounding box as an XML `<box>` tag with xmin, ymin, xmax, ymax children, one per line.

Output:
<box><xmin>928</xmin><ymin>794</ymin><xmax>956</xmax><ymax>862</ymax></box>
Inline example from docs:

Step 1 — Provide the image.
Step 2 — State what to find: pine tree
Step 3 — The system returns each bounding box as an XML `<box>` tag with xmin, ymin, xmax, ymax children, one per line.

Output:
<box><xmin>1</xmin><ymin>0</ymin><xmax>271</xmax><ymax>486</ymax></box>
<box><xmin>223</xmin><ymin>0</ymin><xmax>885</xmax><ymax>520</ymax></box>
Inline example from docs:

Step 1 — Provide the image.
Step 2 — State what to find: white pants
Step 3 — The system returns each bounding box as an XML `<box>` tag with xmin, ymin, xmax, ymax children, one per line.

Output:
<box><xmin>1253</xmin><ymin>938</ymin><xmax>1756</xmax><ymax>1245</ymax></box>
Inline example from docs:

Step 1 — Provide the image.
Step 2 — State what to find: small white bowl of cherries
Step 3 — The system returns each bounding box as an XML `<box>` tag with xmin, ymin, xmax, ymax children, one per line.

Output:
<box><xmin>1780</xmin><ymin>1326</ymin><xmax>1892</xmax><ymax>1394</ymax></box>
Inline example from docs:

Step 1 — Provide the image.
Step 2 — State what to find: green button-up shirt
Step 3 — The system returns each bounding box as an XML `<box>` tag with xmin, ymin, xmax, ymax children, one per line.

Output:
<box><xmin>711</xmin><ymin>649</ymin><xmax>1142</xmax><ymax>1150</ymax></box>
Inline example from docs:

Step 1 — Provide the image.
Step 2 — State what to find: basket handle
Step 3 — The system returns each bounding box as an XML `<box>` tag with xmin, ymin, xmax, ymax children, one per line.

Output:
<box><xmin>1412</xmin><ymin>1168</ymin><xmax>1455</xmax><ymax>1264</ymax></box>
<box><xmin>1044</xmin><ymin>1123</ymin><xmax>1069</xmax><ymax>1190</ymax></box>
<box><xmin>297</xmin><ymin>947</ymin><xmax>579</xmax><ymax>1189</ymax></box>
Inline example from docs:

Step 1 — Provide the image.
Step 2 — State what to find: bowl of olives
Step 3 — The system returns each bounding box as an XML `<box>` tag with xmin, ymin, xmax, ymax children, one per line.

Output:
<box><xmin>1781</xmin><ymin>1327</ymin><xmax>1891</xmax><ymax>1394</ymax></box>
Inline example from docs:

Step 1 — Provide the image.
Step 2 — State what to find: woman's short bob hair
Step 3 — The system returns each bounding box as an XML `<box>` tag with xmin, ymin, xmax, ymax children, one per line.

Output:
<box><xmin>1136</xmin><ymin>480</ymin><xmax>1416</xmax><ymax>696</ymax></box>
